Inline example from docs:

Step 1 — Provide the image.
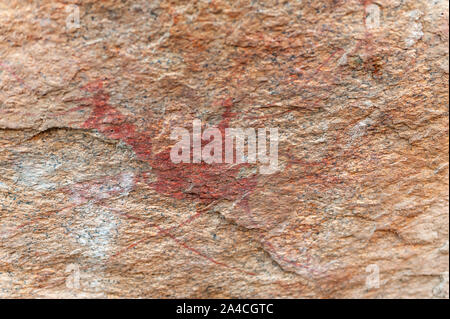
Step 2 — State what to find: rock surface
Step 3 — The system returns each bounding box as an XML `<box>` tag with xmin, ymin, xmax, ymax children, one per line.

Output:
<box><xmin>0</xmin><ymin>0</ymin><xmax>448</xmax><ymax>298</ymax></box>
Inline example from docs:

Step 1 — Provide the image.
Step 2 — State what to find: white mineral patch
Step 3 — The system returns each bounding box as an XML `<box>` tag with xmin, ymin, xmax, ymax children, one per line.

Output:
<box><xmin>405</xmin><ymin>10</ymin><xmax>424</xmax><ymax>47</ymax></box>
<box><xmin>67</xmin><ymin>205</ymin><xmax>118</xmax><ymax>260</ymax></box>
<box><xmin>14</xmin><ymin>156</ymin><xmax>61</xmax><ymax>191</ymax></box>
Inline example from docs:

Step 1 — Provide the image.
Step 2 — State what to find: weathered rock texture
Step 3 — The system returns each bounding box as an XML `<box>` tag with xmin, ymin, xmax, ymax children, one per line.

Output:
<box><xmin>0</xmin><ymin>0</ymin><xmax>448</xmax><ymax>298</ymax></box>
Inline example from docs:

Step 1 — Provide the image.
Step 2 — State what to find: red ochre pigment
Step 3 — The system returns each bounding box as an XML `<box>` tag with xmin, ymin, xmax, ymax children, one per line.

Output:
<box><xmin>77</xmin><ymin>80</ymin><xmax>257</xmax><ymax>204</ymax></box>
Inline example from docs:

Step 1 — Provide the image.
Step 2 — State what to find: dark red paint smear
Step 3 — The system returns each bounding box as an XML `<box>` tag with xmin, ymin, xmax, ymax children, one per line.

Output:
<box><xmin>77</xmin><ymin>80</ymin><xmax>257</xmax><ymax>205</ymax></box>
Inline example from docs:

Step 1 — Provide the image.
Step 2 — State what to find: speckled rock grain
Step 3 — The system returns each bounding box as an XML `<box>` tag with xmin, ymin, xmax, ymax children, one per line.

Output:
<box><xmin>0</xmin><ymin>0</ymin><xmax>448</xmax><ymax>298</ymax></box>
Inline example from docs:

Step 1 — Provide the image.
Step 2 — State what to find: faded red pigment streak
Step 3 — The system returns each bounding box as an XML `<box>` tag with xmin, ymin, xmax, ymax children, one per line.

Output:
<box><xmin>0</xmin><ymin>60</ymin><xmax>32</xmax><ymax>90</ymax></box>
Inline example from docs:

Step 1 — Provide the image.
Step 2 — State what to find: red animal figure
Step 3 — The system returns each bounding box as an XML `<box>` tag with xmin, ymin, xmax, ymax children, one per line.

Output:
<box><xmin>74</xmin><ymin>80</ymin><xmax>258</xmax><ymax>205</ymax></box>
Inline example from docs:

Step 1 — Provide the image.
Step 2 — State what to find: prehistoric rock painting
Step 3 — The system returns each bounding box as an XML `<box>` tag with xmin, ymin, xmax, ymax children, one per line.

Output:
<box><xmin>0</xmin><ymin>0</ymin><xmax>448</xmax><ymax>298</ymax></box>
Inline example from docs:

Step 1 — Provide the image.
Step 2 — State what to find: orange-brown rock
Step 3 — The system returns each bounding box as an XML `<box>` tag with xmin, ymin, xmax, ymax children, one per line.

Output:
<box><xmin>0</xmin><ymin>0</ymin><xmax>448</xmax><ymax>298</ymax></box>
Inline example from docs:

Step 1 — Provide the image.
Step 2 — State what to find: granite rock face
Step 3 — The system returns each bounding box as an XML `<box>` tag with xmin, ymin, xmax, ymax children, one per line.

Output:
<box><xmin>0</xmin><ymin>0</ymin><xmax>448</xmax><ymax>298</ymax></box>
